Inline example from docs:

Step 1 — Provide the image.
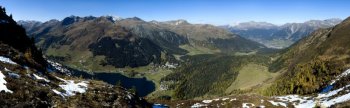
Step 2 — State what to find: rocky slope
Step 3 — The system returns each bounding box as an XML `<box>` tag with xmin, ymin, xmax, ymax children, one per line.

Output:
<box><xmin>0</xmin><ymin>6</ymin><xmax>150</xmax><ymax>107</ymax></box>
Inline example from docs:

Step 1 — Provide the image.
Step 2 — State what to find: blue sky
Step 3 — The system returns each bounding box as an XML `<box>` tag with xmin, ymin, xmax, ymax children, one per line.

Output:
<box><xmin>0</xmin><ymin>0</ymin><xmax>349</xmax><ymax>25</ymax></box>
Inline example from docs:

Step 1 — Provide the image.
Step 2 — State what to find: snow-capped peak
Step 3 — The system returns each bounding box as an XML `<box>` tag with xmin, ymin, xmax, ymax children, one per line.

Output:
<box><xmin>112</xmin><ymin>16</ymin><xmax>123</xmax><ymax>21</ymax></box>
<box><xmin>174</xmin><ymin>19</ymin><xmax>187</xmax><ymax>25</ymax></box>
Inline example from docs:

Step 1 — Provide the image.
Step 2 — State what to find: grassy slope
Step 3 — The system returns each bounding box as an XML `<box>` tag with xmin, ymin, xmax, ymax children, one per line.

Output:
<box><xmin>225</xmin><ymin>64</ymin><xmax>279</xmax><ymax>93</ymax></box>
<box><xmin>46</xmin><ymin>45</ymin><xmax>120</xmax><ymax>72</ymax></box>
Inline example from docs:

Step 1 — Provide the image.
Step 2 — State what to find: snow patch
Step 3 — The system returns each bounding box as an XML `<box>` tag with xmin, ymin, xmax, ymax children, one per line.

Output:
<box><xmin>8</xmin><ymin>72</ymin><xmax>20</xmax><ymax>79</ymax></box>
<box><xmin>213</xmin><ymin>98</ymin><xmax>220</xmax><ymax>101</ymax></box>
<box><xmin>275</xmin><ymin>95</ymin><xmax>315</xmax><ymax>108</ymax></box>
<box><xmin>330</xmin><ymin>69</ymin><xmax>350</xmax><ymax>85</ymax></box>
<box><xmin>112</xmin><ymin>16</ymin><xmax>123</xmax><ymax>21</ymax></box>
<box><xmin>164</xmin><ymin>62</ymin><xmax>177</xmax><ymax>69</ymax></box>
<box><xmin>202</xmin><ymin>100</ymin><xmax>213</xmax><ymax>103</ymax></box>
<box><xmin>276</xmin><ymin>95</ymin><xmax>310</xmax><ymax>103</ymax></box>
<box><xmin>191</xmin><ymin>103</ymin><xmax>206</xmax><ymax>108</ymax></box>
<box><xmin>273</xmin><ymin>68</ymin><xmax>350</xmax><ymax>108</ymax></box>
<box><xmin>127</xmin><ymin>94</ymin><xmax>133</xmax><ymax>100</ymax></box>
<box><xmin>242</xmin><ymin>103</ymin><xmax>255</xmax><ymax>108</ymax></box>
<box><xmin>275</xmin><ymin>87</ymin><xmax>350</xmax><ymax>108</ymax></box>
<box><xmin>321</xmin><ymin>91</ymin><xmax>350</xmax><ymax>107</ymax></box>
<box><xmin>202</xmin><ymin>99</ymin><xmax>213</xmax><ymax>103</ymax></box>
<box><xmin>53</xmin><ymin>76</ymin><xmax>88</xmax><ymax>97</ymax></box>
<box><xmin>47</xmin><ymin>60</ymin><xmax>70</xmax><ymax>74</ymax></box>
<box><xmin>0</xmin><ymin>56</ymin><xmax>17</xmax><ymax>65</ymax></box>
<box><xmin>33</xmin><ymin>74</ymin><xmax>50</xmax><ymax>82</ymax></box>
<box><xmin>55</xmin><ymin>76</ymin><xmax>66</xmax><ymax>81</ymax></box>
<box><xmin>222</xmin><ymin>97</ymin><xmax>229</xmax><ymax>101</ymax></box>
<box><xmin>318</xmin><ymin>84</ymin><xmax>350</xmax><ymax>99</ymax></box>
<box><xmin>59</xmin><ymin>80</ymin><xmax>88</xmax><ymax>96</ymax></box>
<box><xmin>4</xmin><ymin>68</ymin><xmax>10</xmax><ymax>71</ymax></box>
<box><xmin>268</xmin><ymin>100</ymin><xmax>287</xmax><ymax>107</ymax></box>
<box><xmin>0</xmin><ymin>71</ymin><xmax>13</xmax><ymax>93</ymax></box>
<box><xmin>52</xmin><ymin>89</ymin><xmax>64</xmax><ymax>97</ymax></box>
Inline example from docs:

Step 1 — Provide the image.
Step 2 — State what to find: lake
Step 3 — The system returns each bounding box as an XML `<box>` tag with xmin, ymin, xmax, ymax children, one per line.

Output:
<box><xmin>70</xmin><ymin>69</ymin><xmax>156</xmax><ymax>97</ymax></box>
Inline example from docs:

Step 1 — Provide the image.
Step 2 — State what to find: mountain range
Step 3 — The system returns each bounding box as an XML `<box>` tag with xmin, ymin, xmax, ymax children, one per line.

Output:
<box><xmin>267</xmin><ymin>17</ymin><xmax>350</xmax><ymax>95</ymax></box>
<box><xmin>221</xmin><ymin>18</ymin><xmax>342</xmax><ymax>48</ymax></box>
<box><xmin>18</xmin><ymin>16</ymin><xmax>265</xmax><ymax>71</ymax></box>
<box><xmin>2</xmin><ymin>4</ymin><xmax>350</xmax><ymax>107</ymax></box>
<box><xmin>0</xmin><ymin>6</ymin><xmax>150</xmax><ymax>107</ymax></box>
<box><xmin>160</xmin><ymin>17</ymin><xmax>350</xmax><ymax>107</ymax></box>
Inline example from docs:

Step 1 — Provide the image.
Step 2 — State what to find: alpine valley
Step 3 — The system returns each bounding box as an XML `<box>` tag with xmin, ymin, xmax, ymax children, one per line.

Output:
<box><xmin>220</xmin><ymin>19</ymin><xmax>342</xmax><ymax>48</ymax></box>
<box><xmin>1</xmin><ymin>2</ymin><xmax>350</xmax><ymax>108</ymax></box>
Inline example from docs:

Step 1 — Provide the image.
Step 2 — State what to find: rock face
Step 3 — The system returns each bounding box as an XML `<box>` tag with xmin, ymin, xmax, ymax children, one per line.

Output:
<box><xmin>20</xmin><ymin>16</ymin><xmax>265</xmax><ymax>69</ymax></box>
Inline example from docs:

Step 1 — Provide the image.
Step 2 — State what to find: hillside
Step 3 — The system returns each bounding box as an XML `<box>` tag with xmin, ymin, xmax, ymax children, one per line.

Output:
<box><xmin>150</xmin><ymin>17</ymin><xmax>350</xmax><ymax>107</ymax></box>
<box><xmin>159</xmin><ymin>54</ymin><xmax>270</xmax><ymax>99</ymax></box>
<box><xmin>4</xmin><ymin>0</ymin><xmax>350</xmax><ymax>107</ymax></box>
<box><xmin>154</xmin><ymin>20</ymin><xmax>266</xmax><ymax>53</ymax></box>
<box><xmin>0</xmin><ymin>8</ymin><xmax>46</xmax><ymax>70</ymax></box>
<box><xmin>20</xmin><ymin>16</ymin><xmax>265</xmax><ymax>71</ymax></box>
<box><xmin>0</xmin><ymin>6</ymin><xmax>150</xmax><ymax>107</ymax></box>
<box><xmin>266</xmin><ymin>17</ymin><xmax>350</xmax><ymax>96</ymax></box>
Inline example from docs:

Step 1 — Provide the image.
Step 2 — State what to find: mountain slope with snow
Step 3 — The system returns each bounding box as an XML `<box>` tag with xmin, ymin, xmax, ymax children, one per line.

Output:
<box><xmin>0</xmin><ymin>6</ymin><xmax>150</xmax><ymax>107</ymax></box>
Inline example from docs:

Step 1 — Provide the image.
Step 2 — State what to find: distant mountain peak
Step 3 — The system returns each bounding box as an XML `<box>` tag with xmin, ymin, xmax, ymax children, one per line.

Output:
<box><xmin>232</xmin><ymin>21</ymin><xmax>278</xmax><ymax>30</ymax></box>
<box><xmin>112</xmin><ymin>16</ymin><xmax>123</xmax><ymax>21</ymax></box>
<box><xmin>164</xmin><ymin>19</ymin><xmax>190</xmax><ymax>25</ymax></box>
<box><xmin>324</xmin><ymin>18</ymin><xmax>342</xmax><ymax>22</ymax></box>
<box><xmin>61</xmin><ymin>15</ymin><xmax>98</xmax><ymax>25</ymax></box>
<box><xmin>94</xmin><ymin>16</ymin><xmax>120</xmax><ymax>23</ymax></box>
<box><xmin>175</xmin><ymin>19</ymin><xmax>188</xmax><ymax>24</ymax></box>
<box><xmin>149</xmin><ymin>20</ymin><xmax>160</xmax><ymax>24</ymax></box>
<box><xmin>101</xmin><ymin>15</ymin><xmax>123</xmax><ymax>22</ymax></box>
<box><xmin>17</xmin><ymin>20</ymin><xmax>42</xmax><ymax>24</ymax></box>
<box><xmin>303</xmin><ymin>18</ymin><xmax>342</xmax><ymax>27</ymax></box>
<box><xmin>61</xmin><ymin>15</ymin><xmax>81</xmax><ymax>25</ymax></box>
<box><xmin>125</xmin><ymin>17</ymin><xmax>144</xmax><ymax>21</ymax></box>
